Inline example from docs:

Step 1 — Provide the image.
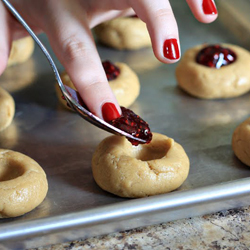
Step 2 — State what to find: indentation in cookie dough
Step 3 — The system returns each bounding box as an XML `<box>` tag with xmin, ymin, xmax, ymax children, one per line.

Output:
<box><xmin>133</xmin><ymin>138</ymin><xmax>172</xmax><ymax>161</ymax></box>
<box><xmin>0</xmin><ymin>160</ymin><xmax>25</xmax><ymax>181</ymax></box>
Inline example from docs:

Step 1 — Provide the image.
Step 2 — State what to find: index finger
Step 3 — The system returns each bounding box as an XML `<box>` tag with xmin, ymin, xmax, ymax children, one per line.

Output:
<box><xmin>42</xmin><ymin>1</ymin><xmax>121</xmax><ymax>121</ymax></box>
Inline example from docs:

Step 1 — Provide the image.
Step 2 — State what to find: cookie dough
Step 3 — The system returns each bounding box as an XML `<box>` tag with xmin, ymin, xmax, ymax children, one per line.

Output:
<box><xmin>7</xmin><ymin>37</ymin><xmax>35</xmax><ymax>67</ymax></box>
<box><xmin>176</xmin><ymin>44</ymin><xmax>250</xmax><ymax>99</ymax></box>
<box><xmin>0</xmin><ymin>122</ymin><xmax>19</xmax><ymax>149</ymax></box>
<box><xmin>0</xmin><ymin>149</ymin><xmax>48</xmax><ymax>218</ymax></box>
<box><xmin>55</xmin><ymin>62</ymin><xmax>140</xmax><ymax>109</ymax></box>
<box><xmin>232</xmin><ymin>117</ymin><xmax>250</xmax><ymax>167</ymax></box>
<box><xmin>94</xmin><ymin>16</ymin><xmax>151</xmax><ymax>50</ymax></box>
<box><xmin>0</xmin><ymin>86</ymin><xmax>15</xmax><ymax>132</ymax></box>
<box><xmin>0</xmin><ymin>59</ymin><xmax>36</xmax><ymax>93</ymax></box>
<box><xmin>92</xmin><ymin>133</ymin><xmax>190</xmax><ymax>198</ymax></box>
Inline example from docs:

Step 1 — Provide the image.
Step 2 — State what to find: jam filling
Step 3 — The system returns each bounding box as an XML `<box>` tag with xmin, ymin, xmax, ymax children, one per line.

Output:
<box><xmin>108</xmin><ymin>107</ymin><xmax>152</xmax><ymax>146</ymax></box>
<box><xmin>102</xmin><ymin>60</ymin><xmax>120</xmax><ymax>81</ymax></box>
<box><xmin>196</xmin><ymin>44</ymin><xmax>237</xmax><ymax>69</ymax></box>
<box><xmin>63</xmin><ymin>87</ymin><xmax>151</xmax><ymax>146</ymax></box>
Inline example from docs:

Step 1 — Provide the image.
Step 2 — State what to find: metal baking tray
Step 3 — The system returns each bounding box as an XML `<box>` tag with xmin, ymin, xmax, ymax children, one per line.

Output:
<box><xmin>1</xmin><ymin>1</ymin><xmax>250</xmax><ymax>249</ymax></box>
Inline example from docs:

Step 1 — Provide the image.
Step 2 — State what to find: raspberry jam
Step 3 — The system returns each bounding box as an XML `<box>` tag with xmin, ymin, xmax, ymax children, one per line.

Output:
<box><xmin>108</xmin><ymin>107</ymin><xmax>152</xmax><ymax>146</ymax></box>
<box><xmin>63</xmin><ymin>87</ymin><xmax>151</xmax><ymax>145</ymax></box>
<box><xmin>196</xmin><ymin>44</ymin><xmax>237</xmax><ymax>69</ymax></box>
<box><xmin>102</xmin><ymin>60</ymin><xmax>120</xmax><ymax>81</ymax></box>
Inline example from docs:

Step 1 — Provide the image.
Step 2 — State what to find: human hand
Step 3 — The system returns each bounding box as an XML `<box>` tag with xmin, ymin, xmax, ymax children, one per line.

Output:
<box><xmin>0</xmin><ymin>0</ymin><xmax>217</xmax><ymax>120</ymax></box>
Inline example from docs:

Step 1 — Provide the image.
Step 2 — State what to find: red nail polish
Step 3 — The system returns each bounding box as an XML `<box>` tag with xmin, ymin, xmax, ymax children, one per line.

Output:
<box><xmin>202</xmin><ymin>0</ymin><xmax>217</xmax><ymax>15</ymax></box>
<box><xmin>102</xmin><ymin>102</ymin><xmax>120</xmax><ymax>122</ymax></box>
<box><xmin>163</xmin><ymin>39</ymin><xmax>180</xmax><ymax>60</ymax></box>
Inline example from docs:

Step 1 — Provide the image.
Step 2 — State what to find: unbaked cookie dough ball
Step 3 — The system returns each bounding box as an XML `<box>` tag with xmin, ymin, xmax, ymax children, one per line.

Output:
<box><xmin>0</xmin><ymin>86</ymin><xmax>15</xmax><ymax>132</ymax></box>
<box><xmin>0</xmin><ymin>59</ymin><xmax>36</xmax><ymax>93</ymax></box>
<box><xmin>176</xmin><ymin>44</ymin><xmax>250</xmax><ymax>99</ymax></box>
<box><xmin>0</xmin><ymin>122</ymin><xmax>19</xmax><ymax>149</ymax></box>
<box><xmin>7</xmin><ymin>37</ymin><xmax>35</xmax><ymax>67</ymax></box>
<box><xmin>94</xmin><ymin>16</ymin><xmax>151</xmax><ymax>50</ymax></box>
<box><xmin>55</xmin><ymin>61</ymin><xmax>140</xmax><ymax>109</ymax></box>
<box><xmin>92</xmin><ymin>133</ymin><xmax>190</xmax><ymax>198</ymax></box>
<box><xmin>232</xmin><ymin>117</ymin><xmax>250</xmax><ymax>167</ymax></box>
<box><xmin>0</xmin><ymin>149</ymin><xmax>48</xmax><ymax>218</ymax></box>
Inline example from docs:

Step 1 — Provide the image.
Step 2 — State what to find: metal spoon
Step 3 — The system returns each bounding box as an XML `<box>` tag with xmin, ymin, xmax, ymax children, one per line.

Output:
<box><xmin>2</xmin><ymin>0</ymin><xmax>146</xmax><ymax>144</ymax></box>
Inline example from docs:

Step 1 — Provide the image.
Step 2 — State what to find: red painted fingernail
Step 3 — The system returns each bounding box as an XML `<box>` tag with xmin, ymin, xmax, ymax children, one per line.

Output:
<box><xmin>202</xmin><ymin>0</ymin><xmax>217</xmax><ymax>15</ymax></box>
<box><xmin>163</xmin><ymin>39</ymin><xmax>180</xmax><ymax>60</ymax></box>
<box><xmin>102</xmin><ymin>102</ymin><xmax>120</xmax><ymax>122</ymax></box>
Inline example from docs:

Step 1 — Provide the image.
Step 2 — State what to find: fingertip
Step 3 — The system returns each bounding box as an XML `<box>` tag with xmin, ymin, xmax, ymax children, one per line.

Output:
<box><xmin>162</xmin><ymin>38</ymin><xmax>181</xmax><ymax>63</ymax></box>
<box><xmin>101</xmin><ymin>101</ymin><xmax>121</xmax><ymax>122</ymax></box>
<box><xmin>202</xmin><ymin>0</ymin><xmax>217</xmax><ymax>16</ymax></box>
<box><xmin>198</xmin><ymin>14</ymin><xmax>218</xmax><ymax>24</ymax></box>
<box><xmin>191</xmin><ymin>11</ymin><xmax>218</xmax><ymax>24</ymax></box>
<box><xmin>187</xmin><ymin>0</ymin><xmax>218</xmax><ymax>24</ymax></box>
<box><xmin>130</xmin><ymin>1</ymin><xmax>181</xmax><ymax>65</ymax></box>
<box><xmin>151</xmin><ymin>35</ymin><xmax>181</xmax><ymax>65</ymax></box>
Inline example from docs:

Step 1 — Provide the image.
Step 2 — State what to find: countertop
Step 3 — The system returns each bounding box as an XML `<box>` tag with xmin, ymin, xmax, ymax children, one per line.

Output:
<box><xmin>31</xmin><ymin>205</ymin><xmax>250</xmax><ymax>250</ymax></box>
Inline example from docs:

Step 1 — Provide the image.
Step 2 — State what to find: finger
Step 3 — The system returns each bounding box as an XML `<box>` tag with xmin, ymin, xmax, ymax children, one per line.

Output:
<box><xmin>81</xmin><ymin>0</ymin><xmax>134</xmax><ymax>28</ymax></box>
<box><xmin>0</xmin><ymin>3</ymin><xmax>11</xmax><ymax>75</ymax></box>
<box><xmin>128</xmin><ymin>0</ymin><xmax>180</xmax><ymax>64</ymax></box>
<box><xmin>186</xmin><ymin>0</ymin><xmax>218</xmax><ymax>23</ymax></box>
<box><xmin>89</xmin><ymin>9</ymin><xmax>135</xmax><ymax>28</ymax></box>
<box><xmin>42</xmin><ymin>1</ymin><xmax>121</xmax><ymax>120</ymax></box>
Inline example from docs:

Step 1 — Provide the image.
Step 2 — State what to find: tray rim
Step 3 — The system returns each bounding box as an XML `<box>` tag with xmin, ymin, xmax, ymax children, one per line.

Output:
<box><xmin>1</xmin><ymin>176</ymin><xmax>250</xmax><ymax>242</ymax></box>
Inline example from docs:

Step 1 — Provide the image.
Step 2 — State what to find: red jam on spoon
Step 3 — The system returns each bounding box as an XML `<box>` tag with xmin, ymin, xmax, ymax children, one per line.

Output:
<box><xmin>108</xmin><ymin>107</ymin><xmax>152</xmax><ymax>146</ymax></box>
<box><xmin>196</xmin><ymin>44</ymin><xmax>237</xmax><ymax>69</ymax></box>
<box><xmin>63</xmin><ymin>86</ymin><xmax>152</xmax><ymax>146</ymax></box>
<box><xmin>102</xmin><ymin>60</ymin><xmax>120</xmax><ymax>81</ymax></box>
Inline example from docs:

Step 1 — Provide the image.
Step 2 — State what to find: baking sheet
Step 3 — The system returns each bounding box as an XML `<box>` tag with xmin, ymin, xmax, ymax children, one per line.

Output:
<box><xmin>1</xmin><ymin>1</ymin><xmax>250</xmax><ymax>249</ymax></box>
